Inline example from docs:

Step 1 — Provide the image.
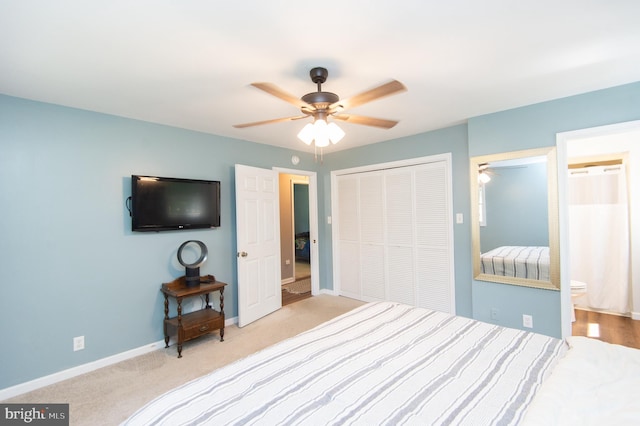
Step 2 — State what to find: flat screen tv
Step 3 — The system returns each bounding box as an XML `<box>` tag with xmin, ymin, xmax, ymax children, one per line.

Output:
<box><xmin>131</xmin><ymin>175</ymin><xmax>221</xmax><ymax>232</ymax></box>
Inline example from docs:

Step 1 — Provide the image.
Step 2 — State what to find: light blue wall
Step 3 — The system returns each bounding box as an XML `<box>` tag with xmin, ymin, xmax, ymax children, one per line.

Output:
<box><xmin>480</xmin><ymin>162</ymin><xmax>548</xmax><ymax>251</ymax></box>
<box><xmin>0</xmin><ymin>95</ymin><xmax>318</xmax><ymax>389</ymax></box>
<box><xmin>468</xmin><ymin>81</ymin><xmax>640</xmax><ymax>337</ymax></box>
<box><xmin>2</xmin><ymin>80</ymin><xmax>639</xmax><ymax>390</ymax></box>
<box><xmin>320</xmin><ymin>125</ymin><xmax>473</xmax><ymax>318</ymax></box>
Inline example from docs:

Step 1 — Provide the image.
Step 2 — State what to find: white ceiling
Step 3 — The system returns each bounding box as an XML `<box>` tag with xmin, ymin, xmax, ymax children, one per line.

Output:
<box><xmin>2</xmin><ymin>1</ymin><xmax>639</xmax><ymax>154</ymax></box>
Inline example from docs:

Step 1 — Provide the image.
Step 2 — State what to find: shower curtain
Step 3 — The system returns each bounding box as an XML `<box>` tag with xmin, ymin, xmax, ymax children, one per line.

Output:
<box><xmin>568</xmin><ymin>165</ymin><xmax>630</xmax><ymax>314</ymax></box>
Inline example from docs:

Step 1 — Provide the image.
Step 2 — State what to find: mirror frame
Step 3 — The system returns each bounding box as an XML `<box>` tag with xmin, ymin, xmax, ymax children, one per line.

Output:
<box><xmin>470</xmin><ymin>147</ymin><xmax>560</xmax><ymax>290</ymax></box>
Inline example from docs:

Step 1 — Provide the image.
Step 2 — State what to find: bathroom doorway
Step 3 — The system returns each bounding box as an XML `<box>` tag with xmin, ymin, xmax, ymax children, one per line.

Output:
<box><xmin>557</xmin><ymin>120</ymin><xmax>640</xmax><ymax>337</ymax></box>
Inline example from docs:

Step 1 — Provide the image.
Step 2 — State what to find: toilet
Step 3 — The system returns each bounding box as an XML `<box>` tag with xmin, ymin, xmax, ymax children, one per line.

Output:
<box><xmin>570</xmin><ymin>280</ymin><xmax>587</xmax><ymax>322</ymax></box>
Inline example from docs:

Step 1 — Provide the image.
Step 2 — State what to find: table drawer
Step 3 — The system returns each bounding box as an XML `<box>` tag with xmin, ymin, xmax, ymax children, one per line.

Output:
<box><xmin>183</xmin><ymin>316</ymin><xmax>224</xmax><ymax>340</ymax></box>
<box><xmin>165</xmin><ymin>308</ymin><xmax>224</xmax><ymax>340</ymax></box>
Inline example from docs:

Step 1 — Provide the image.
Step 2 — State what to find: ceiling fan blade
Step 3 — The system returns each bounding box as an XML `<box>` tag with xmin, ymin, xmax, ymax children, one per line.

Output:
<box><xmin>330</xmin><ymin>80</ymin><xmax>406</xmax><ymax>111</ymax></box>
<box><xmin>233</xmin><ymin>115</ymin><xmax>308</xmax><ymax>128</ymax></box>
<box><xmin>332</xmin><ymin>114</ymin><xmax>399</xmax><ymax>129</ymax></box>
<box><xmin>251</xmin><ymin>82</ymin><xmax>314</xmax><ymax>110</ymax></box>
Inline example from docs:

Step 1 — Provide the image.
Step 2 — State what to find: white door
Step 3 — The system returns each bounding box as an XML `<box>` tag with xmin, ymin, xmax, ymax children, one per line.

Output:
<box><xmin>235</xmin><ymin>164</ymin><xmax>282</xmax><ymax>327</ymax></box>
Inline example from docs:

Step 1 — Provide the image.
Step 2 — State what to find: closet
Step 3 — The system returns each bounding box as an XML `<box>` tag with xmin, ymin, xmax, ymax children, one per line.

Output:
<box><xmin>332</xmin><ymin>155</ymin><xmax>455</xmax><ymax>314</ymax></box>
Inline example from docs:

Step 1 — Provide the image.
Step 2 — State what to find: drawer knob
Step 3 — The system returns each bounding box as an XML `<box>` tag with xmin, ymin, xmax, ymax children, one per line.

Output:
<box><xmin>199</xmin><ymin>325</ymin><xmax>209</xmax><ymax>332</ymax></box>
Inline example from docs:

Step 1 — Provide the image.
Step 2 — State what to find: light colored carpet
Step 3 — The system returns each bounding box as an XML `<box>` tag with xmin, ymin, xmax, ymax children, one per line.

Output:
<box><xmin>2</xmin><ymin>295</ymin><xmax>364</xmax><ymax>426</ymax></box>
<box><xmin>282</xmin><ymin>277</ymin><xmax>311</xmax><ymax>294</ymax></box>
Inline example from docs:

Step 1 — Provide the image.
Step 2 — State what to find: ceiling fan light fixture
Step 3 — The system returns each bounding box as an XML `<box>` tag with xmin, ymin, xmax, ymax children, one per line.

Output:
<box><xmin>313</xmin><ymin>118</ymin><xmax>330</xmax><ymax>147</ymax></box>
<box><xmin>478</xmin><ymin>162</ymin><xmax>491</xmax><ymax>183</ymax></box>
<box><xmin>297</xmin><ymin>123</ymin><xmax>315</xmax><ymax>145</ymax></box>
<box><xmin>328</xmin><ymin>122</ymin><xmax>345</xmax><ymax>144</ymax></box>
<box><xmin>297</xmin><ymin>119</ymin><xmax>344</xmax><ymax>148</ymax></box>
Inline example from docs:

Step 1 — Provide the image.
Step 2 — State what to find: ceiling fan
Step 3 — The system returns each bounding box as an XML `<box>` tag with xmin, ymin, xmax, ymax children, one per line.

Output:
<box><xmin>233</xmin><ymin>67</ymin><xmax>407</xmax><ymax>147</ymax></box>
<box><xmin>478</xmin><ymin>163</ymin><xmax>493</xmax><ymax>183</ymax></box>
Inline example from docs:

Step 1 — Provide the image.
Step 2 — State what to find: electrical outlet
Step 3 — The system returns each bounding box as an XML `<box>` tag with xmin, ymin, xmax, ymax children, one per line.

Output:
<box><xmin>522</xmin><ymin>315</ymin><xmax>533</xmax><ymax>328</ymax></box>
<box><xmin>73</xmin><ymin>336</ymin><xmax>85</xmax><ymax>351</ymax></box>
<box><xmin>490</xmin><ymin>308</ymin><xmax>499</xmax><ymax>320</ymax></box>
<box><xmin>285</xmin><ymin>259</ymin><xmax>290</xmax><ymax>265</ymax></box>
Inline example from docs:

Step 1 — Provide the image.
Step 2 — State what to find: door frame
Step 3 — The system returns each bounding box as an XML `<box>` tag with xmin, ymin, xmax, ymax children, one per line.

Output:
<box><xmin>556</xmin><ymin>119</ymin><xmax>640</xmax><ymax>338</ymax></box>
<box><xmin>274</xmin><ymin>167</ymin><xmax>320</xmax><ymax>296</ymax></box>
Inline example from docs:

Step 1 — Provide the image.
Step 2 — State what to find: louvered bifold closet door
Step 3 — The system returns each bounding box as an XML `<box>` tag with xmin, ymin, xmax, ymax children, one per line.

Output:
<box><xmin>385</xmin><ymin>169</ymin><xmax>415</xmax><ymax>305</ymax></box>
<box><xmin>336</xmin><ymin>176</ymin><xmax>361</xmax><ymax>298</ymax></box>
<box><xmin>414</xmin><ymin>162</ymin><xmax>452</xmax><ymax>312</ymax></box>
<box><xmin>359</xmin><ymin>173</ymin><xmax>386</xmax><ymax>300</ymax></box>
<box><xmin>335</xmin><ymin>159</ymin><xmax>453</xmax><ymax>314</ymax></box>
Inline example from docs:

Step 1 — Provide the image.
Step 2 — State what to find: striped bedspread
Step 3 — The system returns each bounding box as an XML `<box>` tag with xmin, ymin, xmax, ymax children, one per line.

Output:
<box><xmin>480</xmin><ymin>246</ymin><xmax>550</xmax><ymax>281</ymax></box>
<box><xmin>124</xmin><ymin>302</ymin><xmax>566</xmax><ymax>426</ymax></box>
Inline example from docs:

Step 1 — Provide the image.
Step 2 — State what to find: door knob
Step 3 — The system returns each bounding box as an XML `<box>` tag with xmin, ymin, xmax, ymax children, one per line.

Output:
<box><xmin>237</xmin><ymin>251</ymin><xmax>248</xmax><ymax>257</ymax></box>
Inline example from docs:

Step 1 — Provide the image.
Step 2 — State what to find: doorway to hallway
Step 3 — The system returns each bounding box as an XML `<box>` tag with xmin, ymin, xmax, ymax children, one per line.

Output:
<box><xmin>277</xmin><ymin>169</ymin><xmax>318</xmax><ymax>305</ymax></box>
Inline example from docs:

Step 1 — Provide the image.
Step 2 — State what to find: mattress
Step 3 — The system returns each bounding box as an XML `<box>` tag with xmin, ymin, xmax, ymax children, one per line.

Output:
<box><xmin>480</xmin><ymin>246</ymin><xmax>550</xmax><ymax>281</ymax></box>
<box><xmin>123</xmin><ymin>301</ymin><xmax>566</xmax><ymax>425</ymax></box>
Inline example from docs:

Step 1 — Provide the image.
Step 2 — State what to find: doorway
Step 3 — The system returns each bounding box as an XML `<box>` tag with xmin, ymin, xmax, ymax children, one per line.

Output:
<box><xmin>557</xmin><ymin>120</ymin><xmax>640</xmax><ymax>338</ymax></box>
<box><xmin>276</xmin><ymin>168</ymin><xmax>319</xmax><ymax>305</ymax></box>
<box><xmin>567</xmin><ymin>158</ymin><xmax>630</xmax><ymax>316</ymax></box>
<box><xmin>293</xmin><ymin>181</ymin><xmax>311</xmax><ymax>282</ymax></box>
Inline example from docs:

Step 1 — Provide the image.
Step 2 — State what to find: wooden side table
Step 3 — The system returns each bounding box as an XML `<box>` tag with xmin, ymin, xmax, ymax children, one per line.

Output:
<box><xmin>161</xmin><ymin>275</ymin><xmax>227</xmax><ymax>358</ymax></box>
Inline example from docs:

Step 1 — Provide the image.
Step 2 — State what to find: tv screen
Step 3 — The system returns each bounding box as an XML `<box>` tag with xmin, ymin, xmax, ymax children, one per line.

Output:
<box><xmin>131</xmin><ymin>175</ymin><xmax>220</xmax><ymax>232</ymax></box>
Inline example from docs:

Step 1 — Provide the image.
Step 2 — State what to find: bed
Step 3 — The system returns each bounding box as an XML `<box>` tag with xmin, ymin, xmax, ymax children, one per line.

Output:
<box><xmin>480</xmin><ymin>246</ymin><xmax>550</xmax><ymax>281</ymax></box>
<box><xmin>119</xmin><ymin>301</ymin><xmax>640</xmax><ymax>425</ymax></box>
<box><xmin>523</xmin><ymin>336</ymin><xmax>640</xmax><ymax>425</ymax></box>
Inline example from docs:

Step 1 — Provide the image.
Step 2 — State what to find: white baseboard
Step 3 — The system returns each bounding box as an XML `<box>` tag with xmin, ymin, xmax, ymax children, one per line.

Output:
<box><xmin>0</xmin><ymin>340</ymin><xmax>165</xmax><ymax>401</ymax></box>
<box><xmin>632</xmin><ymin>311</ymin><xmax>640</xmax><ymax>320</ymax></box>
<box><xmin>0</xmin><ymin>317</ymin><xmax>238</xmax><ymax>401</ymax></box>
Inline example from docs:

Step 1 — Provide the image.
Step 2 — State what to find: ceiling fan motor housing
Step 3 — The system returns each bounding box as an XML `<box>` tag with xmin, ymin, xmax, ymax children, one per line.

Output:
<box><xmin>301</xmin><ymin>67</ymin><xmax>340</xmax><ymax>111</ymax></box>
<box><xmin>301</xmin><ymin>91</ymin><xmax>339</xmax><ymax>106</ymax></box>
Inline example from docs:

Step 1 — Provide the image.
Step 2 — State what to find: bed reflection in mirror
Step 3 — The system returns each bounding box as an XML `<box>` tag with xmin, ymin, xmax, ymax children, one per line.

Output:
<box><xmin>470</xmin><ymin>147</ymin><xmax>560</xmax><ymax>290</ymax></box>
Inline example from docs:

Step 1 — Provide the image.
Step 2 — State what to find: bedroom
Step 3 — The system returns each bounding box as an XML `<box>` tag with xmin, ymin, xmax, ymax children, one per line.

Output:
<box><xmin>1</xmin><ymin>1</ymin><xmax>640</xmax><ymax>423</ymax></box>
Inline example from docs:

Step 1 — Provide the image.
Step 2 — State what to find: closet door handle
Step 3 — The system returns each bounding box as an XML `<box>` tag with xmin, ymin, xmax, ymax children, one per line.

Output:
<box><xmin>237</xmin><ymin>251</ymin><xmax>248</xmax><ymax>258</ymax></box>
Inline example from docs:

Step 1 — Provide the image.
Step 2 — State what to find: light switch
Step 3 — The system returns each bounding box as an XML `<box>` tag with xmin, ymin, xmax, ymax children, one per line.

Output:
<box><xmin>456</xmin><ymin>213</ymin><xmax>463</xmax><ymax>224</ymax></box>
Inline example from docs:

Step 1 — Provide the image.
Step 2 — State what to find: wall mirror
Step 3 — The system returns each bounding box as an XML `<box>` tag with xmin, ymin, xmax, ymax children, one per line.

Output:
<box><xmin>470</xmin><ymin>147</ymin><xmax>560</xmax><ymax>290</ymax></box>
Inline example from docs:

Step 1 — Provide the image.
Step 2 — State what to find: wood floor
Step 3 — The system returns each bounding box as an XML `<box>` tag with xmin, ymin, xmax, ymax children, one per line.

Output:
<box><xmin>572</xmin><ymin>308</ymin><xmax>640</xmax><ymax>349</ymax></box>
<box><xmin>282</xmin><ymin>287</ymin><xmax>311</xmax><ymax>306</ymax></box>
